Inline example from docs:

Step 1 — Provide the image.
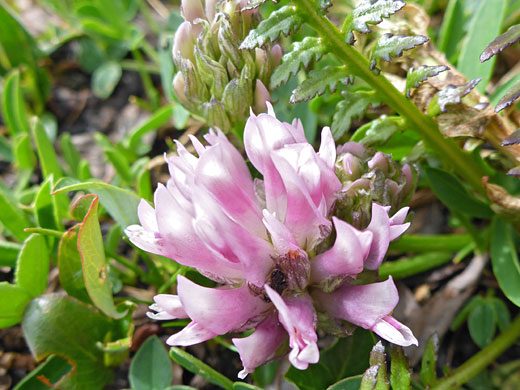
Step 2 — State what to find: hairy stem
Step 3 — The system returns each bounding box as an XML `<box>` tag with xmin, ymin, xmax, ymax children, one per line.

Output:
<box><xmin>431</xmin><ymin>314</ymin><xmax>520</xmax><ymax>390</ymax></box>
<box><xmin>291</xmin><ymin>0</ymin><xmax>485</xmax><ymax>192</ymax></box>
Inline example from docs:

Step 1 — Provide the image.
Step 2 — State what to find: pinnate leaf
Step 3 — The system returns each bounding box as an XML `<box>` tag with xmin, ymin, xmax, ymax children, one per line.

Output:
<box><xmin>240</xmin><ymin>6</ymin><xmax>302</xmax><ymax>50</ymax></box>
<box><xmin>481</xmin><ymin>24</ymin><xmax>520</xmax><ymax>62</ymax></box>
<box><xmin>270</xmin><ymin>37</ymin><xmax>325</xmax><ymax>89</ymax></box>
<box><xmin>437</xmin><ymin>78</ymin><xmax>481</xmax><ymax>113</ymax></box>
<box><xmin>495</xmin><ymin>80</ymin><xmax>520</xmax><ymax>113</ymax></box>
<box><xmin>369</xmin><ymin>33</ymin><xmax>428</xmax><ymax>70</ymax></box>
<box><xmin>405</xmin><ymin>65</ymin><xmax>449</xmax><ymax>97</ymax></box>
<box><xmin>290</xmin><ymin>66</ymin><xmax>352</xmax><ymax>103</ymax></box>
<box><xmin>332</xmin><ymin>90</ymin><xmax>379</xmax><ymax>139</ymax></box>
<box><xmin>344</xmin><ymin>0</ymin><xmax>405</xmax><ymax>44</ymax></box>
<box><xmin>242</xmin><ymin>0</ymin><xmax>267</xmax><ymax>10</ymax></box>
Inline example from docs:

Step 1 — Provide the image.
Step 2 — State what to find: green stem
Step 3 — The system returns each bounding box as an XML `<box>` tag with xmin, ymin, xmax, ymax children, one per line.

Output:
<box><xmin>291</xmin><ymin>0</ymin><xmax>485</xmax><ymax>192</ymax></box>
<box><xmin>431</xmin><ymin>314</ymin><xmax>520</xmax><ymax>390</ymax></box>
<box><xmin>120</xmin><ymin>59</ymin><xmax>160</xmax><ymax>74</ymax></box>
<box><xmin>131</xmin><ymin>49</ymin><xmax>160</xmax><ymax>109</ymax></box>
<box><xmin>389</xmin><ymin>234</ymin><xmax>472</xmax><ymax>253</ymax></box>
<box><xmin>379</xmin><ymin>251</ymin><xmax>453</xmax><ymax>280</ymax></box>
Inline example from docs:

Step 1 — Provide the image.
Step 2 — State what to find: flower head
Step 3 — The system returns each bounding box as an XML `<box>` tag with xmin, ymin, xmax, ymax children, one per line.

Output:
<box><xmin>125</xmin><ymin>104</ymin><xmax>417</xmax><ymax>378</ymax></box>
<box><xmin>172</xmin><ymin>0</ymin><xmax>280</xmax><ymax>131</ymax></box>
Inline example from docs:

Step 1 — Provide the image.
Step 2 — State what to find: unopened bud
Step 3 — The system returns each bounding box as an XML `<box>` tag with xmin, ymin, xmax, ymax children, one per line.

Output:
<box><xmin>202</xmin><ymin>98</ymin><xmax>231</xmax><ymax>131</ymax></box>
<box><xmin>218</xmin><ymin>15</ymin><xmax>244</xmax><ymax>71</ymax></box>
<box><xmin>253</xmin><ymin>79</ymin><xmax>271</xmax><ymax>113</ymax></box>
<box><xmin>194</xmin><ymin>48</ymin><xmax>229</xmax><ymax>100</ymax></box>
<box><xmin>270</xmin><ymin>44</ymin><xmax>283</xmax><ymax>67</ymax></box>
<box><xmin>173</xmin><ymin>71</ymin><xmax>189</xmax><ymax>107</ymax></box>
<box><xmin>181</xmin><ymin>0</ymin><xmax>204</xmax><ymax>23</ymax></box>
<box><xmin>173</xmin><ymin>22</ymin><xmax>196</xmax><ymax>63</ymax></box>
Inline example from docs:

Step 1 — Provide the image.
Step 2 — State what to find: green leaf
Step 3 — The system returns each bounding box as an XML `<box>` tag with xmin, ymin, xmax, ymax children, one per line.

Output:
<box><xmin>369</xmin><ymin>34</ymin><xmax>428</xmax><ymax>70</ymax></box>
<box><xmin>0</xmin><ymin>282</ymin><xmax>32</xmax><ymax>328</ymax></box>
<box><xmin>22</xmin><ymin>295</ymin><xmax>115</xmax><ymax>389</ymax></box>
<box><xmin>420</xmin><ymin>333</ymin><xmax>438</xmax><ymax>387</ymax></box>
<box><xmin>437</xmin><ymin>0</ymin><xmax>465</xmax><ymax>62</ymax></box>
<box><xmin>240</xmin><ymin>6</ymin><xmax>303</xmax><ymax>50</ymax></box>
<box><xmin>102</xmin><ymin>146</ymin><xmax>133</xmax><ymax>183</ymax></box>
<box><xmin>490</xmin><ymin>298</ymin><xmax>511</xmax><ymax>332</ymax></box>
<box><xmin>451</xmin><ymin>296</ymin><xmax>485</xmax><ymax>331</ymax></box>
<box><xmin>424</xmin><ymin>167</ymin><xmax>493</xmax><ymax>219</ymax></box>
<box><xmin>332</xmin><ymin>90</ymin><xmax>378</xmax><ymax>139</ymax></box>
<box><xmin>35</xmin><ymin>178</ymin><xmax>62</xmax><ymax>231</ymax></box>
<box><xmin>127</xmin><ymin>104</ymin><xmax>175</xmax><ymax>151</ymax></box>
<box><xmin>285</xmin><ymin>328</ymin><xmax>374</xmax><ymax>390</ymax></box>
<box><xmin>77</xmin><ymin>194</ymin><xmax>127</xmax><ymax>319</ymax></box>
<box><xmin>368</xmin><ymin>342</ymin><xmax>389</xmax><ymax>390</ymax></box>
<box><xmin>32</xmin><ymin>117</ymin><xmax>63</xmax><ymax>180</ymax></box>
<box><xmin>92</xmin><ymin>61</ymin><xmax>123</xmax><ymax>99</ymax></box>
<box><xmin>327</xmin><ymin>376</ymin><xmax>362</xmax><ymax>390</ymax></box>
<box><xmin>15</xmin><ymin>234</ymin><xmax>49</xmax><ymax>297</ymax></box>
<box><xmin>458</xmin><ymin>0</ymin><xmax>507</xmax><ymax>92</ymax></box>
<box><xmin>58</xmin><ymin>226</ymin><xmax>91</xmax><ymax>303</ymax></box>
<box><xmin>343</xmin><ymin>0</ymin><xmax>405</xmax><ymax>44</ymax></box>
<box><xmin>270</xmin><ymin>37</ymin><xmax>325</xmax><ymax>89</ymax></box>
<box><xmin>52</xmin><ymin>177</ymin><xmax>140</xmax><ymax>227</ymax></box>
<box><xmin>232</xmin><ymin>383</ymin><xmax>263</xmax><ymax>390</ymax></box>
<box><xmin>360</xmin><ymin>365</ymin><xmax>379</xmax><ymax>390</ymax></box>
<box><xmin>244</xmin><ymin>0</ymin><xmax>267</xmax><ymax>9</ymax></box>
<box><xmin>169</xmin><ymin>347</ymin><xmax>234</xmax><ymax>390</ymax></box>
<box><xmin>405</xmin><ymin>65</ymin><xmax>449</xmax><ymax>97</ymax></box>
<box><xmin>129</xmin><ymin>335</ymin><xmax>172</xmax><ymax>390</ymax></box>
<box><xmin>490</xmin><ymin>217</ymin><xmax>520</xmax><ymax>307</ymax></box>
<box><xmin>252</xmin><ymin>361</ymin><xmax>279</xmax><ymax>387</ymax></box>
<box><xmin>1</xmin><ymin>70</ymin><xmax>30</xmax><ymax>135</ymax></box>
<box><xmin>0</xmin><ymin>188</ymin><xmax>31</xmax><ymax>241</ymax></box>
<box><xmin>59</xmin><ymin>133</ymin><xmax>82</xmax><ymax>178</ymax></box>
<box><xmin>290</xmin><ymin>66</ymin><xmax>352</xmax><ymax>103</ymax></box>
<box><xmin>495</xmin><ymin>80</ymin><xmax>520</xmax><ymax>113</ymax></box>
<box><xmin>389</xmin><ymin>345</ymin><xmax>410</xmax><ymax>390</ymax></box>
<box><xmin>468</xmin><ymin>301</ymin><xmax>496</xmax><ymax>348</ymax></box>
<box><xmin>437</xmin><ymin>78</ymin><xmax>481</xmax><ymax>112</ymax></box>
<box><xmin>0</xmin><ymin>240</ymin><xmax>22</xmax><ymax>267</ymax></box>
<box><xmin>350</xmin><ymin>115</ymin><xmax>401</xmax><ymax>146</ymax></box>
<box><xmin>481</xmin><ymin>24</ymin><xmax>520</xmax><ymax>62</ymax></box>
<box><xmin>13</xmin><ymin>354</ymin><xmax>74</xmax><ymax>390</ymax></box>
<box><xmin>13</xmin><ymin>133</ymin><xmax>36</xmax><ymax>170</ymax></box>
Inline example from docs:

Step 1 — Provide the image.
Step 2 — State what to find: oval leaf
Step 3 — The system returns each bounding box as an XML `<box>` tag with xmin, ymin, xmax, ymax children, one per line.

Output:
<box><xmin>129</xmin><ymin>336</ymin><xmax>173</xmax><ymax>390</ymax></box>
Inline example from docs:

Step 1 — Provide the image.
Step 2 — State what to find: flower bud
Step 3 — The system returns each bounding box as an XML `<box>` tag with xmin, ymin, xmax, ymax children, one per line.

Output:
<box><xmin>173</xmin><ymin>22</ymin><xmax>196</xmax><ymax>63</ymax></box>
<box><xmin>334</xmin><ymin>144</ymin><xmax>417</xmax><ymax>229</ymax></box>
<box><xmin>173</xmin><ymin>71</ymin><xmax>189</xmax><ymax>107</ymax></box>
<box><xmin>181</xmin><ymin>0</ymin><xmax>204</xmax><ymax>23</ymax></box>
<box><xmin>253</xmin><ymin>79</ymin><xmax>271</xmax><ymax>113</ymax></box>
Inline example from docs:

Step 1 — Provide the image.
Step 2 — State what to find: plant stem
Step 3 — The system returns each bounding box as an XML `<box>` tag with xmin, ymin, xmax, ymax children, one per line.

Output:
<box><xmin>291</xmin><ymin>0</ymin><xmax>485</xmax><ymax>192</ymax></box>
<box><xmin>379</xmin><ymin>251</ymin><xmax>453</xmax><ymax>280</ymax></box>
<box><xmin>389</xmin><ymin>234</ymin><xmax>472</xmax><ymax>253</ymax></box>
<box><xmin>431</xmin><ymin>314</ymin><xmax>520</xmax><ymax>390</ymax></box>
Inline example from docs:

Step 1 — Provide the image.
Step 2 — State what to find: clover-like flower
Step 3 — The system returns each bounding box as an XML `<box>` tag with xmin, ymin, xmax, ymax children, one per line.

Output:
<box><xmin>125</xmin><ymin>104</ymin><xmax>417</xmax><ymax>378</ymax></box>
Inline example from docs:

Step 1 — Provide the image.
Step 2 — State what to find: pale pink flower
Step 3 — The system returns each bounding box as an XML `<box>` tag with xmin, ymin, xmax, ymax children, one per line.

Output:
<box><xmin>126</xmin><ymin>104</ymin><xmax>416</xmax><ymax>378</ymax></box>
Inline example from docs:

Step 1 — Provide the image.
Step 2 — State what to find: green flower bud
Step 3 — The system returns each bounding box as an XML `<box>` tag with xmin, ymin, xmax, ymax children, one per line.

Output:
<box><xmin>334</xmin><ymin>143</ymin><xmax>417</xmax><ymax>229</ymax></box>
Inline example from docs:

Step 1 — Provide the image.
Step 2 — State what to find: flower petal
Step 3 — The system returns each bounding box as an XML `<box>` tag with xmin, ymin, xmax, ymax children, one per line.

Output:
<box><xmin>371</xmin><ymin>315</ymin><xmax>418</xmax><ymax>347</ymax></box>
<box><xmin>314</xmin><ymin>277</ymin><xmax>399</xmax><ymax>330</ymax></box>
<box><xmin>178</xmin><ymin>275</ymin><xmax>269</xmax><ymax>334</ymax></box>
<box><xmin>233</xmin><ymin>312</ymin><xmax>288</xmax><ymax>379</ymax></box>
<box><xmin>166</xmin><ymin>321</ymin><xmax>217</xmax><ymax>346</ymax></box>
<box><xmin>147</xmin><ymin>294</ymin><xmax>187</xmax><ymax>320</ymax></box>
<box><xmin>364</xmin><ymin>203</ymin><xmax>391</xmax><ymax>270</ymax></box>
<box><xmin>311</xmin><ymin>217</ymin><xmax>372</xmax><ymax>287</ymax></box>
<box><xmin>265</xmin><ymin>286</ymin><xmax>319</xmax><ymax>370</ymax></box>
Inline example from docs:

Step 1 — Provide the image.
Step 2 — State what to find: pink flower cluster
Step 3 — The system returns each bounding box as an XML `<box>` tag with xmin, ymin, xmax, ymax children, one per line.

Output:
<box><xmin>125</xmin><ymin>104</ymin><xmax>417</xmax><ymax>378</ymax></box>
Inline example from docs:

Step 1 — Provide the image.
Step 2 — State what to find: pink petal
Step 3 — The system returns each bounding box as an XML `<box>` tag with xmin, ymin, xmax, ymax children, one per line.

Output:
<box><xmin>253</xmin><ymin>79</ymin><xmax>271</xmax><ymax>114</ymax></box>
<box><xmin>265</xmin><ymin>286</ymin><xmax>319</xmax><ymax>370</ymax></box>
<box><xmin>389</xmin><ymin>207</ymin><xmax>410</xmax><ymax>241</ymax></box>
<box><xmin>318</xmin><ymin>127</ymin><xmax>336</xmax><ymax>170</ymax></box>
<box><xmin>177</xmin><ymin>276</ymin><xmax>269</xmax><ymax>334</ymax></box>
<box><xmin>147</xmin><ymin>294</ymin><xmax>187</xmax><ymax>320</ymax></box>
<box><xmin>233</xmin><ymin>312</ymin><xmax>288</xmax><ymax>379</ymax></box>
<box><xmin>364</xmin><ymin>203</ymin><xmax>391</xmax><ymax>270</ymax></box>
<box><xmin>181</xmin><ymin>0</ymin><xmax>204</xmax><ymax>22</ymax></box>
<box><xmin>270</xmin><ymin>151</ymin><xmax>331</xmax><ymax>250</ymax></box>
<box><xmin>262</xmin><ymin>210</ymin><xmax>300</xmax><ymax>255</ymax></box>
<box><xmin>314</xmin><ymin>277</ymin><xmax>399</xmax><ymax>330</ymax></box>
<box><xmin>166</xmin><ymin>321</ymin><xmax>217</xmax><ymax>346</ymax></box>
<box><xmin>371</xmin><ymin>316</ymin><xmax>418</xmax><ymax>346</ymax></box>
<box><xmin>172</xmin><ymin>21</ymin><xmax>195</xmax><ymax>60</ymax></box>
<box><xmin>311</xmin><ymin>217</ymin><xmax>372</xmax><ymax>287</ymax></box>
